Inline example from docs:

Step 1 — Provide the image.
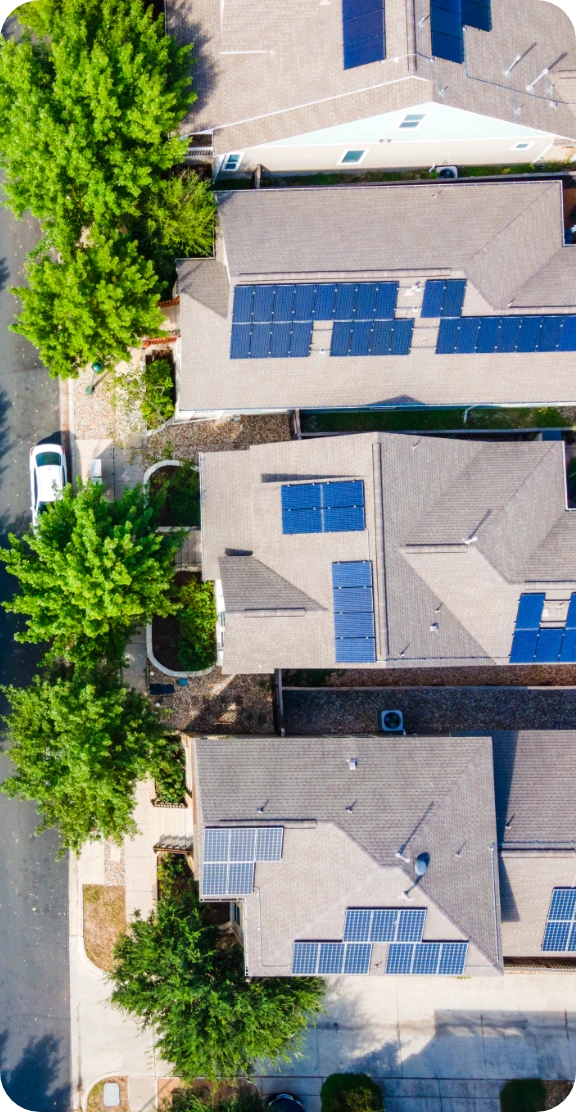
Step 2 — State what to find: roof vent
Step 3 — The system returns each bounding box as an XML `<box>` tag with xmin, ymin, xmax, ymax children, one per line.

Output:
<box><xmin>415</xmin><ymin>852</ymin><xmax>430</xmax><ymax>876</ymax></box>
<box><xmin>348</xmin><ymin>757</ymin><xmax>358</xmax><ymax>770</ymax></box>
<box><xmin>380</xmin><ymin>709</ymin><xmax>405</xmax><ymax>733</ymax></box>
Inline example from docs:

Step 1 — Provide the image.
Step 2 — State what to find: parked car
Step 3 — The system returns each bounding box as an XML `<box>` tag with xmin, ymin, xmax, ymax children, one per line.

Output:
<box><xmin>267</xmin><ymin>1097</ymin><xmax>305</xmax><ymax>1112</ymax></box>
<box><xmin>29</xmin><ymin>443</ymin><xmax>67</xmax><ymax>526</ymax></box>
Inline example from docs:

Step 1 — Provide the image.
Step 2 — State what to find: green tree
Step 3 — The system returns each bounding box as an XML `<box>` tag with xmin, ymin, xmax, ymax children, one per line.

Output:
<box><xmin>1</xmin><ymin>669</ymin><xmax>183</xmax><ymax>853</ymax></box>
<box><xmin>0</xmin><ymin>480</ymin><xmax>182</xmax><ymax>663</ymax></box>
<box><xmin>142</xmin><ymin>170</ymin><xmax>216</xmax><ymax>286</ymax></box>
<box><xmin>12</xmin><ymin>235</ymin><xmax>165</xmax><ymax>379</ymax></box>
<box><xmin>110</xmin><ymin>857</ymin><xmax>325</xmax><ymax>1079</ymax></box>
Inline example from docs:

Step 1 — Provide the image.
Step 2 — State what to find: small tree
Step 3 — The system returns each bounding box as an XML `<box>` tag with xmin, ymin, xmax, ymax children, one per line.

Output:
<box><xmin>0</xmin><ymin>480</ymin><xmax>182</xmax><ymax>663</ymax></box>
<box><xmin>1</xmin><ymin>669</ymin><xmax>182</xmax><ymax>853</ymax></box>
<box><xmin>110</xmin><ymin>857</ymin><xmax>325</xmax><ymax>1079</ymax></box>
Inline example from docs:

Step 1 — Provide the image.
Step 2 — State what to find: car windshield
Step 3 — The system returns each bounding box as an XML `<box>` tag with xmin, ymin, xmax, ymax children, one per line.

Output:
<box><xmin>36</xmin><ymin>452</ymin><xmax>61</xmax><ymax>467</ymax></box>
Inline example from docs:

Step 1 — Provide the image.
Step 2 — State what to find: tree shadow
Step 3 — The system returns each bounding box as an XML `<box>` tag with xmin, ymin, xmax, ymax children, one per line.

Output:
<box><xmin>0</xmin><ymin>1031</ymin><xmax>70</xmax><ymax>1112</ymax></box>
<box><xmin>164</xmin><ymin>3</ymin><xmax>217</xmax><ymax>119</ymax></box>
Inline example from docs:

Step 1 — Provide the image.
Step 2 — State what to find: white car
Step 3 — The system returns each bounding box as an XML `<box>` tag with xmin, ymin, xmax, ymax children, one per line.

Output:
<box><xmin>29</xmin><ymin>443</ymin><xmax>68</xmax><ymax>527</ymax></box>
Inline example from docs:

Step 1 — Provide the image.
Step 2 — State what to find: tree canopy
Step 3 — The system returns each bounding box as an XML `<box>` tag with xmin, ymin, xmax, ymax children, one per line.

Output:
<box><xmin>0</xmin><ymin>480</ymin><xmax>181</xmax><ymax>663</ymax></box>
<box><xmin>1</xmin><ymin>669</ymin><xmax>184</xmax><ymax>853</ymax></box>
<box><xmin>110</xmin><ymin>857</ymin><xmax>325</xmax><ymax>1079</ymax></box>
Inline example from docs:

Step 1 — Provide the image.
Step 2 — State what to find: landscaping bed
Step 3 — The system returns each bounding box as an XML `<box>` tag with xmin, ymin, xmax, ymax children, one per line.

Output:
<box><xmin>83</xmin><ymin>885</ymin><xmax>126</xmax><ymax>971</ymax></box>
<box><xmin>500</xmin><ymin>1079</ymin><xmax>573</xmax><ymax>1111</ymax></box>
<box><xmin>152</xmin><ymin>571</ymin><xmax>216</xmax><ymax>672</ymax></box>
<box><xmin>139</xmin><ymin>412</ymin><xmax>292</xmax><ymax>473</ymax></box>
<box><xmin>301</xmin><ymin>406</ymin><xmax>576</xmax><ymax>435</ymax></box>
<box><xmin>141</xmin><ymin>353</ymin><xmax>176</xmax><ymax>429</ymax></box>
<box><xmin>149</xmin><ymin>460</ymin><xmax>200</xmax><ymax>526</ymax></box>
<box><xmin>87</xmin><ymin>1078</ymin><xmax>130</xmax><ymax>1112</ymax></box>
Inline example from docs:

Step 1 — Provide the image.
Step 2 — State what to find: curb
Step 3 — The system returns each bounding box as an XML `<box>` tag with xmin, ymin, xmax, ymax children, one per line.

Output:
<box><xmin>145</xmin><ymin>623</ymin><xmax>215</xmax><ymax>679</ymax></box>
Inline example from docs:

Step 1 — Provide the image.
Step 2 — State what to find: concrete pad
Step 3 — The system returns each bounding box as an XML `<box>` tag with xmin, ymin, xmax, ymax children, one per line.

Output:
<box><xmin>78</xmin><ymin>840</ymin><xmax>106</xmax><ymax>885</ymax></box>
<box><xmin>124</xmin><ymin>633</ymin><xmax>148</xmax><ymax>693</ymax></box>
<box><xmin>74</xmin><ymin>438</ymin><xmax>114</xmax><ymax>487</ymax></box>
<box><xmin>127</xmin><ymin>1075</ymin><xmax>157</xmax><ymax>1112</ymax></box>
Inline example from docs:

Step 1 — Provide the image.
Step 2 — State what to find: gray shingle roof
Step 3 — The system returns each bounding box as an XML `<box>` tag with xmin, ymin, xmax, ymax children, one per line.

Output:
<box><xmin>219</xmin><ymin>555</ymin><xmax>323</xmax><ymax>611</ymax></box>
<box><xmin>493</xmin><ymin>731</ymin><xmax>576</xmax><ymax>847</ymax></box>
<box><xmin>193</xmin><ymin>734</ymin><xmax>501</xmax><ymax>966</ymax></box>
<box><xmin>166</xmin><ymin>0</ymin><xmax>576</xmax><ymax>153</ymax></box>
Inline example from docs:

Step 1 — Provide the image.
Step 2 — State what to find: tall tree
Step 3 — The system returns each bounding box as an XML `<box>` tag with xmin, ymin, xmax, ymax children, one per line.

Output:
<box><xmin>1</xmin><ymin>670</ymin><xmax>184</xmax><ymax>853</ymax></box>
<box><xmin>110</xmin><ymin>857</ymin><xmax>325</xmax><ymax>1079</ymax></box>
<box><xmin>0</xmin><ymin>481</ymin><xmax>182</xmax><ymax>663</ymax></box>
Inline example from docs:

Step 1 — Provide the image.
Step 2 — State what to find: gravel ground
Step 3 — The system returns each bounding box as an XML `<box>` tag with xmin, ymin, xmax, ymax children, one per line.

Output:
<box><xmin>73</xmin><ymin>366</ymin><xmax>116</xmax><ymax>438</ymax></box>
<box><xmin>139</xmin><ymin>413</ymin><xmax>292</xmax><ymax>469</ymax></box>
<box><xmin>150</xmin><ymin>665</ymin><xmax>275</xmax><ymax>735</ymax></box>
<box><xmin>282</xmin><ymin>684</ymin><xmax>576</xmax><ymax>735</ymax></box>
<box><xmin>284</xmin><ymin>662</ymin><xmax>576</xmax><ymax>687</ymax></box>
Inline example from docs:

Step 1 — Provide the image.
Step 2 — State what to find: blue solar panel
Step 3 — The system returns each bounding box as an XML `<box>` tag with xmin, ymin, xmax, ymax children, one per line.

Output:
<box><xmin>292</xmin><ymin>943</ymin><xmax>319</xmax><ymax>975</ymax></box>
<box><xmin>333</xmin><ymin>586</ymin><xmax>374</xmax><ymax>612</ymax></box>
<box><xmin>431</xmin><ymin>26</ymin><xmax>464</xmax><ymax>63</ymax></box>
<box><xmin>228</xmin><ymin>861</ymin><xmax>254</xmax><ymax>893</ymax></box>
<box><xmin>355</xmin><ymin>283</ymin><xmax>379</xmax><ymax>320</ymax></box>
<box><xmin>314</xmin><ymin>284</ymin><xmax>337</xmax><ymax>320</ymax></box>
<box><xmin>273</xmin><ymin>285</ymin><xmax>295</xmax><ymax>321</ymax></box>
<box><xmin>344</xmin><ymin>36</ymin><xmax>385</xmax><ymax>68</ymax></box>
<box><xmin>386</xmin><ymin>943</ymin><xmax>415</xmax><ymax>974</ymax></box>
<box><xmin>350</xmin><ymin>320</ymin><xmax>373</xmax><ymax>356</ymax></box>
<box><xmin>461</xmin><ymin>0</ymin><xmax>491</xmax><ymax>30</ymax></box>
<box><xmin>516</xmin><ymin>316</ymin><xmax>542</xmax><ymax>353</ymax></box>
<box><xmin>538</xmin><ymin>316</ymin><xmax>563</xmax><ymax>352</ymax></box>
<box><xmin>549</xmin><ymin>888</ymin><xmax>576</xmax><ymax>920</ymax></box>
<box><xmin>325</xmin><ymin>480</ymin><xmax>365</xmax><ymax>507</ymax></box>
<box><xmin>282</xmin><ymin>484</ymin><xmax>322</xmax><ymax>511</ymax></box>
<box><xmin>269</xmin><ymin>322</ymin><xmax>292</xmax><ymax>358</ymax></box>
<box><xmin>569</xmin><ymin>924</ymin><xmax>576</xmax><ymax>951</ymax></box>
<box><xmin>421</xmin><ymin>280</ymin><xmax>466</xmax><ymax>318</ymax></box>
<box><xmin>371</xmin><ymin>319</ymin><xmax>393</xmax><ymax>355</ymax></box>
<box><xmin>558</xmin><ymin>316</ymin><xmax>576</xmax><ymax>351</ymax></box>
<box><xmin>344</xmin><ymin>7</ymin><xmax>383</xmax><ymax>43</ymax></box>
<box><xmin>332</xmin><ymin>562</ymin><xmax>372</xmax><ymax>588</ymax></box>
<box><xmin>232</xmin><ymin>286</ymin><xmax>254</xmax><ymax>323</ymax></box>
<box><xmin>204</xmin><ymin>828</ymin><xmax>229</xmax><ymax>862</ymax></box>
<box><xmin>476</xmin><ymin>316</ymin><xmax>501</xmax><ymax>353</ymax></box>
<box><xmin>282</xmin><ymin>508</ymin><xmax>322</xmax><ymax>534</ymax></box>
<box><xmin>542</xmin><ymin>922</ymin><xmax>571</xmax><ymax>951</ymax></box>
<box><xmin>390</xmin><ymin>319</ymin><xmax>414</xmax><ymax>355</ymax></box>
<box><xmin>250</xmin><ymin>323</ymin><xmax>271</xmax><ymax>358</ymax></box>
<box><xmin>566</xmin><ymin>594</ymin><xmax>576</xmax><ymax>629</ymax></box>
<box><xmin>202</xmin><ymin>862</ymin><xmax>228</xmax><ymax>896</ymax></box>
<box><xmin>290</xmin><ymin>321</ymin><xmax>313</xmax><ymax>357</ymax></box>
<box><xmin>375</xmin><ymin>283</ymin><xmax>398</xmax><ymax>319</ymax></box>
<box><xmin>421</xmin><ymin>280</ymin><xmax>444</xmax><ymax>318</ymax></box>
<box><xmin>560</xmin><ymin>629</ymin><xmax>576</xmax><ymax>663</ymax></box>
<box><xmin>412</xmin><ymin>942</ymin><xmax>441</xmax><ymax>974</ymax></box>
<box><xmin>371</xmin><ymin>910</ymin><xmax>398</xmax><ymax>942</ymax></box>
<box><xmin>515</xmin><ymin>593</ymin><xmax>545</xmax><ymax>630</ymax></box>
<box><xmin>343</xmin><ymin>0</ymin><xmax>385</xmax><ymax>71</ymax></box>
<box><xmin>343</xmin><ymin>943</ymin><xmax>372</xmax><ymax>974</ymax></box>
<box><xmin>331</xmin><ymin>321</ymin><xmax>352</xmax><ymax>356</ymax></box>
<box><xmin>255</xmin><ymin>827</ymin><xmax>284</xmax><ymax>861</ymax></box>
<box><xmin>281</xmin><ymin>481</ymin><xmax>365</xmax><ymax>534</ymax></box>
<box><xmin>335</xmin><ymin>637</ymin><xmax>376</xmax><ymax>662</ymax></box>
<box><xmin>495</xmin><ymin>317</ymin><xmax>521</xmax><ymax>353</ymax></box>
<box><xmin>334</xmin><ymin>611</ymin><xmax>375</xmax><ymax>638</ymax></box>
<box><xmin>456</xmin><ymin>317</ymin><xmax>480</xmax><ymax>353</ymax></box>
<box><xmin>324</xmin><ymin>505</ymin><xmax>366</xmax><ymax>532</ymax></box>
<box><xmin>230</xmin><ymin>828</ymin><xmax>256</xmax><ymax>862</ymax></box>
<box><xmin>397</xmin><ymin>909</ymin><xmax>426</xmax><ymax>942</ymax></box>
<box><xmin>438</xmin><ymin>942</ymin><xmax>468</xmax><ymax>975</ymax></box>
<box><xmin>535</xmin><ymin>627</ymin><xmax>563</xmax><ymax>664</ymax></box>
<box><xmin>230</xmin><ymin>324</ymin><xmax>252</xmax><ymax>359</ymax></box>
<box><xmin>293</xmin><ymin>284</ymin><xmax>315</xmax><ymax>322</ymax></box>
<box><xmin>509</xmin><ymin>630</ymin><xmax>538</xmax><ymax>664</ymax></box>
<box><xmin>435</xmin><ymin>318</ymin><xmax>460</xmax><ymax>354</ymax></box>
<box><xmin>344</xmin><ymin>909</ymin><xmax>372</xmax><ymax>942</ymax></box>
<box><xmin>318</xmin><ymin>943</ymin><xmax>345</xmax><ymax>974</ymax></box>
<box><xmin>253</xmin><ymin>285</ymin><xmax>275</xmax><ymax>322</ymax></box>
<box><xmin>334</xmin><ymin>284</ymin><xmax>358</xmax><ymax>321</ymax></box>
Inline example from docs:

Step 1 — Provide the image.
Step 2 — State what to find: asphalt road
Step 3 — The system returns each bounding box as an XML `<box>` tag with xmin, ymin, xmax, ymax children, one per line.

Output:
<box><xmin>0</xmin><ymin>200</ymin><xmax>71</xmax><ymax>1110</ymax></box>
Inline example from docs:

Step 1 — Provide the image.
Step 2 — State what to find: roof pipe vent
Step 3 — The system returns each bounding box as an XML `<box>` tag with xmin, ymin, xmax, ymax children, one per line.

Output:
<box><xmin>415</xmin><ymin>852</ymin><xmax>430</xmax><ymax>876</ymax></box>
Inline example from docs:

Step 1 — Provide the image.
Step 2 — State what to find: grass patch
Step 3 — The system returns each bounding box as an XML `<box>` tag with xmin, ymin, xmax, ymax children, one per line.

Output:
<box><xmin>177</xmin><ymin>576</ymin><xmax>217</xmax><ymax>671</ymax></box>
<box><xmin>83</xmin><ymin>886</ymin><xmax>126</xmax><ymax>971</ymax></box>
<box><xmin>301</xmin><ymin>407</ymin><xmax>576</xmax><ymax>435</ymax></box>
<box><xmin>321</xmin><ymin>1074</ymin><xmax>384</xmax><ymax>1112</ymax></box>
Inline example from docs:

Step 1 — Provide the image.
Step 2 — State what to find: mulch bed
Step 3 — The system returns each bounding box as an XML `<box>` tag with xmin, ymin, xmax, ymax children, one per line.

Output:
<box><xmin>152</xmin><ymin>571</ymin><xmax>193</xmax><ymax>672</ymax></box>
<box><xmin>151</xmin><ymin>666</ymin><xmax>275</xmax><ymax>735</ymax></box>
<box><xmin>139</xmin><ymin>413</ymin><xmax>292</xmax><ymax>472</ymax></box>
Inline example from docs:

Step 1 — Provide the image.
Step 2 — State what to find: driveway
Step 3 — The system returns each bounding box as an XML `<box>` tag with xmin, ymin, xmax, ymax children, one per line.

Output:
<box><xmin>257</xmin><ymin>972</ymin><xmax>576</xmax><ymax>1112</ymax></box>
<box><xmin>0</xmin><ymin>193</ymin><xmax>70</xmax><ymax>1109</ymax></box>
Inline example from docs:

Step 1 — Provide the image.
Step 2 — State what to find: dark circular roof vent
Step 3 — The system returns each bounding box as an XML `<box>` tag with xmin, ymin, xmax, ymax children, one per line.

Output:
<box><xmin>415</xmin><ymin>852</ymin><xmax>430</xmax><ymax>876</ymax></box>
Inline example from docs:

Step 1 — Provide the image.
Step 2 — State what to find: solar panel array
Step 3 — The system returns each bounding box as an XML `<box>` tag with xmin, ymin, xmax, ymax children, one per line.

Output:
<box><xmin>344</xmin><ymin>907</ymin><xmax>426</xmax><ymax>942</ymax></box>
<box><xmin>510</xmin><ymin>593</ymin><xmax>576</xmax><ymax>664</ymax></box>
<box><xmin>436</xmin><ymin>315</ymin><xmax>576</xmax><ymax>354</ymax></box>
<box><xmin>330</xmin><ymin>318</ymin><xmax>413</xmax><ymax>357</ymax></box>
<box><xmin>332</xmin><ymin>561</ymin><xmax>376</xmax><ymax>663</ymax></box>
<box><xmin>281</xmin><ymin>481</ymin><xmax>365</xmax><ymax>535</ymax></box>
<box><xmin>202</xmin><ymin>826</ymin><xmax>283</xmax><ymax>898</ymax></box>
<box><xmin>542</xmin><ymin>888</ymin><xmax>576</xmax><ymax>951</ymax></box>
<box><xmin>385</xmin><ymin>941</ymin><xmax>468</xmax><ymax>975</ymax></box>
<box><xmin>461</xmin><ymin>0</ymin><xmax>491</xmax><ymax>31</ymax></box>
<box><xmin>230</xmin><ymin>281</ymin><xmax>406</xmax><ymax>359</ymax></box>
<box><xmin>342</xmin><ymin>0</ymin><xmax>385</xmax><ymax>68</ymax></box>
<box><xmin>292</xmin><ymin>941</ymin><xmax>373</xmax><ymax>974</ymax></box>
<box><xmin>421</xmin><ymin>279</ymin><xmax>466</xmax><ymax>318</ymax></box>
<box><xmin>430</xmin><ymin>0</ymin><xmax>491</xmax><ymax>62</ymax></box>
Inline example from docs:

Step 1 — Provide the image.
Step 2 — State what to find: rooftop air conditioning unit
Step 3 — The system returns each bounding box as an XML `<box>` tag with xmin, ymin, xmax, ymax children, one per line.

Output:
<box><xmin>380</xmin><ymin>709</ymin><xmax>405</xmax><ymax>733</ymax></box>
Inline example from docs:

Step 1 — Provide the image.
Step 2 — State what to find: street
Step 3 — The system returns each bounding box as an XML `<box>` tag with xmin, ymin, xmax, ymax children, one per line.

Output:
<box><xmin>0</xmin><ymin>199</ymin><xmax>71</xmax><ymax>1109</ymax></box>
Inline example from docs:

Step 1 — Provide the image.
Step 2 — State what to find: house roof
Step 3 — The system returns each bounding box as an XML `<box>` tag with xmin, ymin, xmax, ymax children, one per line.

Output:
<box><xmin>165</xmin><ymin>0</ymin><xmax>576</xmax><ymax>153</ymax></box>
<box><xmin>193</xmin><ymin>734</ymin><xmax>501</xmax><ymax>968</ymax></box>
<box><xmin>177</xmin><ymin>182</ymin><xmax>576</xmax><ymax>413</ymax></box>
<box><xmin>492</xmin><ymin>730</ymin><xmax>576</xmax><ymax>847</ymax></box>
<box><xmin>200</xmin><ymin>432</ymin><xmax>576</xmax><ymax>672</ymax></box>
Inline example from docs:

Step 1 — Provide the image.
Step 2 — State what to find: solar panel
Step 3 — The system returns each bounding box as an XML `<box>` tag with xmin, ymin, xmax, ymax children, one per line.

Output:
<box><xmin>421</xmin><ymin>279</ymin><xmax>466</xmax><ymax>318</ymax></box>
<box><xmin>542</xmin><ymin>922</ymin><xmax>570</xmax><ymax>952</ymax></box>
<box><xmin>204</xmin><ymin>828</ymin><xmax>230</xmax><ymax>862</ymax></box>
<box><xmin>282</xmin><ymin>484</ymin><xmax>322</xmax><ymax>511</ymax></box>
<box><xmin>230</xmin><ymin>324</ymin><xmax>252</xmax><ymax>359</ymax></box>
<box><xmin>412</xmin><ymin>942</ymin><xmax>441</xmax><ymax>975</ymax></box>
<box><xmin>516</xmin><ymin>315</ymin><xmax>542</xmax><ymax>353</ymax></box>
<box><xmin>370</xmin><ymin>909</ymin><xmax>399</xmax><ymax>942</ymax></box>
<box><xmin>461</xmin><ymin>0</ymin><xmax>491</xmax><ymax>30</ymax></box>
<box><xmin>430</xmin><ymin>0</ymin><xmax>464</xmax><ymax>63</ymax></box>
<box><xmin>333</xmin><ymin>561</ymin><xmax>373</xmax><ymax>588</ymax></box>
<box><xmin>292</xmin><ymin>943</ymin><xmax>319</xmax><ymax>975</ymax></box>
<box><xmin>314</xmin><ymin>284</ymin><xmax>337</xmax><ymax>320</ymax></box>
<box><xmin>344</xmin><ymin>909</ymin><xmax>372</xmax><ymax>942</ymax></box>
<box><xmin>334</xmin><ymin>586</ymin><xmax>374</xmax><ymax>612</ymax></box>
<box><xmin>476</xmin><ymin>317</ymin><xmax>501</xmax><ymax>353</ymax></box>
<box><xmin>541</xmin><ymin>889</ymin><xmax>576</xmax><ymax>952</ymax></box>
<box><xmin>331</xmin><ymin>321</ymin><xmax>352</xmax><ymax>357</ymax></box>
<box><xmin>269</xmin><ymin>322</ymin><xmax>292</xmax><ymax>358</ymax></box>
<box><xmin>375</xmin><ymin>282</ymin><xmax>398</xmax><ymax>319</ymax></box>
<box><xmin>435</xmin><ymin>318</ymin><xmax>460</xmax><ymax>354</ymax></box>
<box><xmin>293</xmin><ymin>284</ymin><xmax>316</xmax><ymax>322</ymax></box>
<box><xmin>318</xmin><ymin>943</ymin><xmax>345</xmax><ymax>974</ymax></box>
<box><xmin>202</xmin><ymin>862</ymin><xmax>228</xmax><ymax>896</ymax></box>
<box><xmin>456</xmin><ymin>317</ymin><xmax>480</xmax><ymax>353</ymax></box>
<box><xmin>232</xmin><ymin>286</ymin><xmax>254</xmax><ymax>323</ymax></box>
<box><xmin>334</xmin><ymin>284</ymin><xmax>358</xmax><ymax>321</ymax></box>
<box><xmin>355</xmin><ymin>283</ymin><xmax>379</xmax><ymax>320</ymax></box>
<box><xmin>569</xmin><ymin>925</ymin><xmax>576</xmax><ymax>952</ymax></box>
<box><xmin>509</xmin><ymin>629</ymin><xmax>538</xmax><ymax>664</ymax></box>
<box><xmin>538</xmin><ymin>316</ymin><xmax>563</xmax><ymax>352</ymax></box>
<box><xmin>342</xmin><ymin>0</ymin><xmax>385</xmax><ymax>69</ymax></box>
<box><xmin>228</xmin><ymin>861</ymin><xmax>255</xmax><ymax>894</ymax></box>
<box><xmin>548</xmin><ymin>888</ymin><xmax>576</xmax><ymax>920</ymax></box>
<box><xmin>343</xmin><ymin>943</ymin><xmax>372</xmax><ymax>974</ymax></box>
<box><xmin>325</xmin><ymin>480</ymin><xmax>365</xmax><ymax>507</ymax></box>
<box><xmin>386</xmin><ymin>943</ymin><xmax>415</xmax><ymax>974</ymax></box>
<box><xmin>334</xmin><ymin>611</ymin><xmax>375</xmax><ymax>638</ymax></box>
<box><xmin>230</xmin><ymin>828</ymin><xmax>256</xmax><ymax>862</ymax></box>
<box><xmin>437</xmin><ymin>941</ymin><xmax>468</xmax><ymax>975</ymax></box>
<box><xmin>289</xmin><ymin>321</ymin><xmax>313</xmax><ymax>357</ymax></box>
<box><xmin>281</xmin><ymin>481</ymin><xmax>365</xmax><ymax>535</ymax></box>
<box><xmin>253</xmin><ymin>285</ymin><xmax>275</xmax><ymax>322</ymax></box>
<box><xmin>350</xmin><ymin>320</ymin><xmax>373</xmax><ymax>356</ymax></box>
<box><xmin>325</xmin><ymin>505</ymin><xmax>366</xmax><ymax>532</ymax></box>
<box><xmin>565</xmin><ymin>594</ymin><xmax>576</xmax><ymax>629</ymax></box>
<box><xmin>397</xmin><ymin>908</ymin><xmax>426</xmax><ymax>942</ymax></box>
<box><xmin>255</xmin><ymin>827</ymin><xmax>284</xmax><ymax>861</ymax></box>
<box><xmin>273</xmin><ymin>285</ymin><xmax>295</xmax><ymax>321</ymax></box>
<box><xmin>534</xmin><ymin>627</ymin><xmax>563</xmax><ymax>664</ymax></box>
<box><xmin>558</xmin><ymin>316</ymin><xmax>576</xmax><ymax>351</ymax></box>
<box><xmin>335</xmin><ymin>638</ymin><xmax>376</xmax><ymax>662</ymax></box>
<box><xmin>495</xmin><ymin>317</ymin><xmax>521</xmax><ymax>353</ymax></box>
<box><xmin>390</xmin><ymin>319</ymin><xmax>414</xmax><ymax>355</ymax></box>
<box><xmin>515</xmin><ymin>593</ymin><xmax>545</xmax><ymax>630</ymax></box>
<box><xmin>560</xmin><ymin>629</ymin><xmax>576</xmax><ymax>663</ymax></box>
<box><xmin>370</xmin><ymin>319</ymin><xmax>393</xmax><ymax>356</ymax></box>
<box><xmin>282</xmin><ymin>508</ymin><xmax>322</xmax><ymax>534</ymax></box>
<box><xmin>250</xmin><ymin>322</ymin><xmax>271</xmax><ymax>358</ymax></box>
<box><xmin>421</xmin><ymin>280</ymin><xmax>444</xmax><ymax>318</ymax></box>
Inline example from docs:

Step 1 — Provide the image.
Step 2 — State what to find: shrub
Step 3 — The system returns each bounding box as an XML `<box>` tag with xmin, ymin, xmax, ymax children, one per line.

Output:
<box><xmin>500</xmin><ymin>1080</ymin><xmax>547</xmax><ymax>1112</ymax></box>
<box><xmin>177</xmin><ymin>577</ymin><xmax>217</xmax><ymax>671</ymax></box>
<box><xmin>141</xmin><ymin>358</ymin><xmax>175</xmax><ymax>429</ymax></box>
<box><xmin>154</xmin><ymin>735</ymin><xmax>187</xmax><ymax>805</ymax></box>
<box><xmin>321</xmin><ymin>1075</ymin><xmax>383</xmax><ymax>1112</ymax></box>
<box><xmin>169</xmin><ymin>1089</ymin><xmax>263</xmax><ymax>1112</ymax></box>
<box><xmin>157</xmin><ymin>461</ymin><xmax>201</xmax><ymax>527</ymax></box>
